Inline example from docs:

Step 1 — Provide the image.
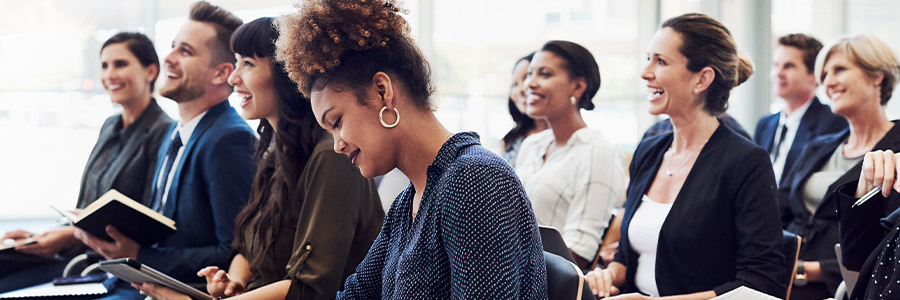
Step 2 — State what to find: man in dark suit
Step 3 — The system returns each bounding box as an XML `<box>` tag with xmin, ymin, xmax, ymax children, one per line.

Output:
<box><xmin>755</xmin><ymin>34</ymin><xmax>847</xmax><ymax>187</ymax></box>
<box><xmin>73</xmin><ymin>2</ymin><xmax>254</xmax><ymax>297</ymax></box>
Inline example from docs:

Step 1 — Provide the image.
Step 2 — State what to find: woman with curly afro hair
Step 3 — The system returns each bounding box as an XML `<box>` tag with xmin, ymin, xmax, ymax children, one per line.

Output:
<box><xmin>276</xmin><ymin>0</ymin><xmax>547</xmax><ymax>299</ymax></box>
<box><xmin>132</xmin><ymin>16</ymin><xmax>384</xmax><ymax>300</ymax></box>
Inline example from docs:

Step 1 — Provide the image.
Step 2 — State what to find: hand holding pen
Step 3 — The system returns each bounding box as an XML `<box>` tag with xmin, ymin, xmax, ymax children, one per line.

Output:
<box><xmin>855</xmin><ymin>150</ymin><xmax>900</xmax><ymax>208</ymax></box>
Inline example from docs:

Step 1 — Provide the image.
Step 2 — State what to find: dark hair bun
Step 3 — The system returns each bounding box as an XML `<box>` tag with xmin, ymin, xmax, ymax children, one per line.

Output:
<box><xmin>276</xmin><ymin>0</ymin><xmax>412</xmax><ymax>95</ymax></box>
<box><xmin>541</xmin><ymin>40</ymin><xmax>600</xmax><ymax>110</ymax></box>
<box><xmin>734</xmin><ymin>55</ymin><xmax>754</xmax><ymax>87</ymax></box>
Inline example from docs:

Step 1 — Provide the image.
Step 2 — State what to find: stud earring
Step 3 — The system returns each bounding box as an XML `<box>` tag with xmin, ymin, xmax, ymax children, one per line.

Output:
<box><xmin>570</xmin><ymin>96</ymin><xmax>577</xmax><ymax>105</ymax></box>
<box><xmin>693</xmin><ymin>88</ymin><xmax>699</xmax><ymax>94</ymax></box>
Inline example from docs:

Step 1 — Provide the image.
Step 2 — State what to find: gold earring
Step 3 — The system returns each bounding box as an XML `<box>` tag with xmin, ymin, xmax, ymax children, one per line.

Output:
<box><xmin>379</xmin><ymin>106</ymin><xmax>400</xmax><ymax>128</ymax></box>
<box><xmin>570</xmin><ymin>96</ymin><xmax>577</xmax><ymax>105</ymax></box>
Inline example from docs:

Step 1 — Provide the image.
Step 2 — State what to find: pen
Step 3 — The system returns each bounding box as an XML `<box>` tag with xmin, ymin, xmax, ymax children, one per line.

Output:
<box><xmin>852</xmin><ymin>186</ymin><xmax>883</xmax><ymax>208</ymax></box>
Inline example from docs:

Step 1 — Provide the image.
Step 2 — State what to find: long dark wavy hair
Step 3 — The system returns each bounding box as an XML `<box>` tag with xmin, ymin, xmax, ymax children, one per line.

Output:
<box><xmin>231</xmin><ymin>17</ymin><xmax>323</xmax><ymax>270</ymax></box>
<box><xmin>502</xmin><ymin>52</ymin><xmax>536</xmax><ymax>152</ymax></box>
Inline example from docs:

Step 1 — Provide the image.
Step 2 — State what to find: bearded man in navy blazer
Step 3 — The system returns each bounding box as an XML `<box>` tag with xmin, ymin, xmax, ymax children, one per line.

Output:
<box><xmin>73</xmin><ymin>2</ymin><xmax>255</xmax><ymax>298</ymax></box>
<box><xmin>755</xmin><ymin>34</ymin><xmax>847</xmax><ymax>187</ymax></box>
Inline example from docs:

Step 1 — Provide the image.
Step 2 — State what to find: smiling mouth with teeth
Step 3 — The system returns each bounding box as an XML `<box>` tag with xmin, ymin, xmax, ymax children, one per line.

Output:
<box><xmin>647</xmin><ymin>87</ymin><xmax>664</xmax><ymax>100</ymax></box>
<box><xmin>829</xmin><ymin>90</ymin><xmax>845</xmax><ymax>99</ymax></box>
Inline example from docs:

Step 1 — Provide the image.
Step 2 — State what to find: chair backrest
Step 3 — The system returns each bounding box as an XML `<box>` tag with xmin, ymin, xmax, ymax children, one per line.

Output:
<box><xmin>539</xmin><ymin>226</ymin><xmax>577</xmax><ymax>264</ymax></box>
<box><xmin>62</xmin><ymin>250</ymin><xmax>105</xmax><ymax>277</ymax></box>
<box><xmin>834</xmin><ymin>244</ymin><xmax>860</xmax><ymax>297</ymax></box>
<box><xmin>544</xmin><ymin>251</ymin><xmax>593</xmax><ymax>300</ymax></box>
<box><xmin>782</xmin><ymin>230</ymin><xmax>801</xmax><ymax>300</ymax></box>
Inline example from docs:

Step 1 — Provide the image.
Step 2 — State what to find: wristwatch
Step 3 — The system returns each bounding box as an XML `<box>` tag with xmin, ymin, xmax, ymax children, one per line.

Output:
<box><xmin>794</xmin><ymin>260</ymin><xmax>808</xmax><ymax>287</ymax></box>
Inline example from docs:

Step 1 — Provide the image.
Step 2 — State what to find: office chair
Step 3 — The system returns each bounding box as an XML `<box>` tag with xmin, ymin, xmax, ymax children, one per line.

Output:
<box><xmin>834</xmin><ymin>244</ymin><xmax>859</xmax><ymax>300</ymax></box>
<box><xmin>62</xmin><ymin>250</ymin><xmax>105</xmax><ymax>277</ymax></box>
<box><xmin>545</xmin><ymin>251</ymin><xmax>592</xmax><ymax>300</ymax></box>
<box><xmin>539</xmin><ymin>226</ymin><xmax>594</xmax><ymax>300</ymax></box>
<box><xmin>782</xmin><ymin>230</ymin><xmax>801</xmax><ymax>300</ymax></box>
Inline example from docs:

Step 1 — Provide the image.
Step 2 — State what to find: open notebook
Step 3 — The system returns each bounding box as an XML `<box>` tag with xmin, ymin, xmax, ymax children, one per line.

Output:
<box><xmin>60</xmin><ymin>189</ymin><xmax>176</xmax><ymax>246</ymax></box>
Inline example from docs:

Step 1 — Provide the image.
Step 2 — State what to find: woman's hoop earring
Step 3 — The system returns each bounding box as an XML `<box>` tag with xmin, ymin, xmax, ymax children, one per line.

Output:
<box><xmin>379</xmin><ymin>106</ymin><xmax>400</xmax><ymax>128</ymax></box>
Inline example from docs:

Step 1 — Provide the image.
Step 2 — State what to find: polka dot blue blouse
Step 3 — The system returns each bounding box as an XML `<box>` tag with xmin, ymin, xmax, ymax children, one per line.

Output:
<box><xmin>336</xmin><ymin>132</ymin><xmax>548</xmax><ymax>299</ymax></box>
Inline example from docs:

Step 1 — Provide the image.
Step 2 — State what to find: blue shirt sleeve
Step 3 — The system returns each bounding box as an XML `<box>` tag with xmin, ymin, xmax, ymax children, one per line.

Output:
<box><xmin>441</xmin><ymin>162</ymin><xmax>546</xmax><ymax>299</ymax></box>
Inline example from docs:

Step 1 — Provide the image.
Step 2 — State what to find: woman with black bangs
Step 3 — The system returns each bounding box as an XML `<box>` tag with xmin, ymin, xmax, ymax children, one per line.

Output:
<box><xmin>135</xmin><ymin>17</ymin><xmax>383</xmax><ymax>300</ymax></box>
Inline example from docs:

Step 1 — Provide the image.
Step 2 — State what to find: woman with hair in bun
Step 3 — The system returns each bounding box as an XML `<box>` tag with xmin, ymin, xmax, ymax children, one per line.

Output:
<box><xmin>275</xmin><ymin>0</ymin><xmax>547</xmax><ymax>299</ymax></box>
<box><xmin>0</xmin><ymin>32</ymin><xmax>172</xmax><ymax>292</ymax></box>
<box><xmin>514</xmin><ymin>40</ymin><xmax>625</xmax><ymax>269</ymax></box>
<box><xmin>133</xmin><ymin>17</ymin><xmax>383</xmax><ymax>300</ymax></box>
<box><xmin>585</xmin><ymin>13</ymin><xmax>785</xmax><ymax>299</ymax></box>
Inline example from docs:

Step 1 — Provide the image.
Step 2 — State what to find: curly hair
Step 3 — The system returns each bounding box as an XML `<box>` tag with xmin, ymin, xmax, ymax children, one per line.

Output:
<box><xmin>275</xmin><ymin>0</ymin><xmax>434</xmax><ymax>109</ymax></box>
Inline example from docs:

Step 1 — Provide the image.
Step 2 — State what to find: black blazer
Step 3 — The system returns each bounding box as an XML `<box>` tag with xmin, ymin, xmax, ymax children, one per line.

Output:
<box><xmin>614</xmin><ymin>124</ymin><xmax>785</xmax><ymax>297</ymax></box>
<box><xmin>76</xmin><ymin>99</ymin><xmax>173</xmax><ymax>208</ymax></box>
<box><xmin>776</xmin><ymin>122</ymin><xmax>900</xmax><ymax>298</ymax></box>
<box><xmin>754</xmin><ymin>97</ymin><xmax>848</xmax><ymax>186</ymax></box>
<box><xmin>828</xmin><ymin>122</ymin><xmax>900</xmax><ymax>300</ymax></box>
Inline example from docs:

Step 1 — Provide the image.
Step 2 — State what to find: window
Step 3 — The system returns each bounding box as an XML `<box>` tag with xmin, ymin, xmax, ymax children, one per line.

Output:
<box><xmin>0</xmin><ymin>1</ymin><xmax>292</xmax><ymax>221</ymax></box>
<box><xmin>429</xmin><ymin>0</ymin><xmax>644</xmax><ymax>151</ymax></box>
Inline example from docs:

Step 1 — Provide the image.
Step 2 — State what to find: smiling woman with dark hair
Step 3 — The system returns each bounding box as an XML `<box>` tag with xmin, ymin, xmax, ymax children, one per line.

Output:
<box><xmin>275</xmin><ymin>0</ymin><xmax>547</xmax><ymax>298</ymax></box>
<box><xmin>0</xmin><ymin>31</ymin><xmax>173</xmax><ymax>293</ymax></box>
<box><xmin>514</xmin><ymin>40</ymin><xmax>625</xmax><ymax>269</ymax></box>
<box><xmin>502</xmin><ymin>52</ymin><xmax>548</xmax><ymax>166</ymax></box>
<box><xmin>134</xmin><ymin>17</ymin><xmax>383</xmax><ymax>300</ymax></box>
<box><xmin>585</xmin><ymin>13</ymin><xmax>785</xmax><ymax>299</ymax></box>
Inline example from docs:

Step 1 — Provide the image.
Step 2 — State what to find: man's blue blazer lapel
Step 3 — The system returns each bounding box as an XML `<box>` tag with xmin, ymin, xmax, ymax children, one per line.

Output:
<box><xmin>161</xmin><ymin>101</ymin><xmax>228</xmax><ymax>218</ymax></box>
<box><xmin>757</xmin><ymin>115</ymin><xmax>777</xmax><ymax>153</ymax></box>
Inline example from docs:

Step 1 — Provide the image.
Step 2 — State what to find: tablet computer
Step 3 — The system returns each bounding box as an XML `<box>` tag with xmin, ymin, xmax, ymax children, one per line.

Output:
<box><xmin>98</xmin><ymin>258</ymin><xmax>212</xmax><ymax>300</ymax></box>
